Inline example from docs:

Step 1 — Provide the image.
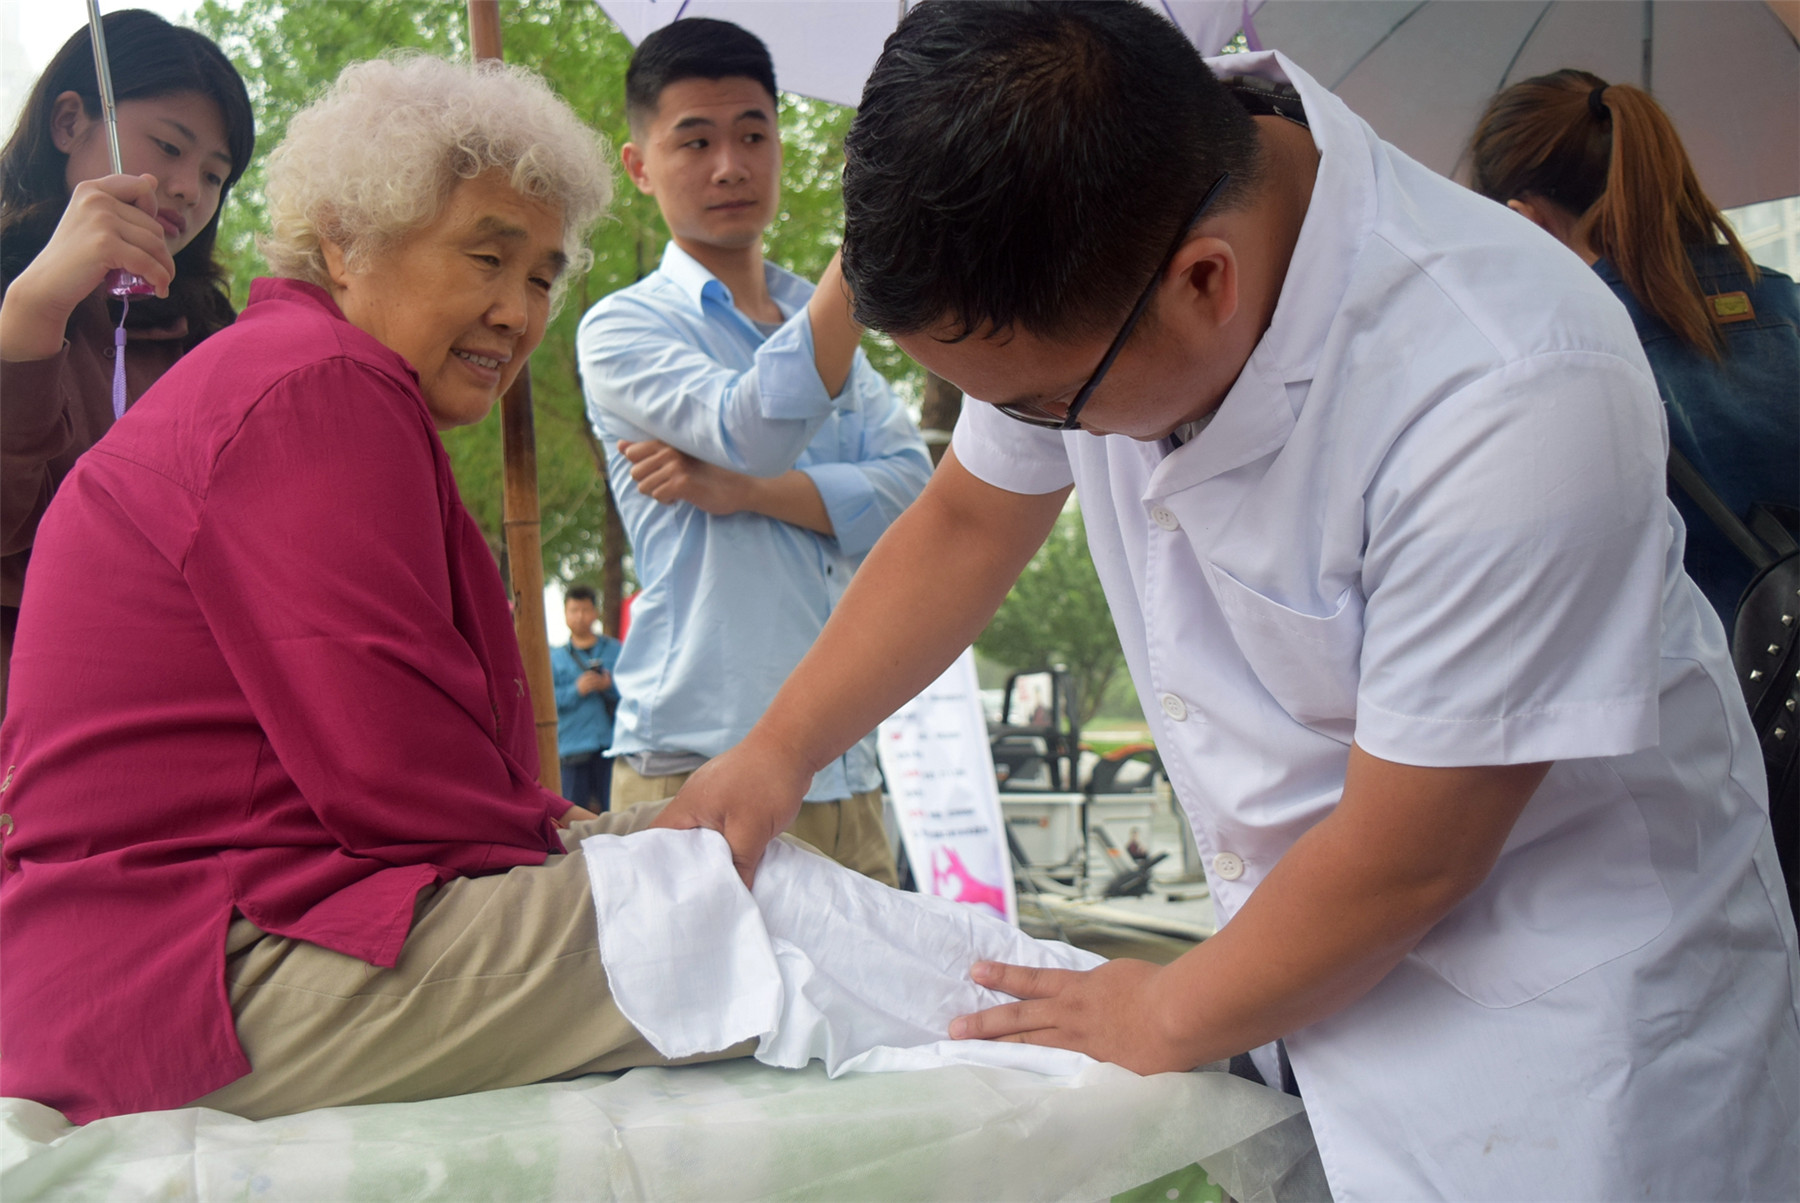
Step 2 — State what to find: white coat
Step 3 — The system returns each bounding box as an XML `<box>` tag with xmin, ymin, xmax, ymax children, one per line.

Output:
<box><xmin>953</xmin><ymin>51</ymin><xmax>1800</xmax><ymax>1202</ymax></box>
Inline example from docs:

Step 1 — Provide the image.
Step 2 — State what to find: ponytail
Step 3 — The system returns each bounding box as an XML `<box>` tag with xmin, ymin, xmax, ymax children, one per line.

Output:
<box><xmin>1470</xmin><ymin>69</ymin><xmax>1756</xmax><ymax>359</ymax></box>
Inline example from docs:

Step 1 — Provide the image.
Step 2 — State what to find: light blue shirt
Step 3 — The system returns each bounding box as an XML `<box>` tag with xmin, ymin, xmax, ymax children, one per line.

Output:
<box><xmin>577</xmin><ymin>242</ymin><xmax>931</xmax><ymax>800</ymax></box>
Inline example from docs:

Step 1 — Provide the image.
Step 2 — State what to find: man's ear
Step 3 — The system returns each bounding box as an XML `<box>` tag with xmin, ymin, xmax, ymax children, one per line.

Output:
<box><xmin>48</xmin><ymin>92</ymin><xmax>91</xmax><ymax>155</ymax></box>
<box><xmin>621</xmin><ymin>142</ymin><xmax>654</xmax><ymax>196</ymax></box>
<box><xmin>1167</xmin><ymin>236</ymin><xmax>1240</xmax><ymax>338</ymax></box>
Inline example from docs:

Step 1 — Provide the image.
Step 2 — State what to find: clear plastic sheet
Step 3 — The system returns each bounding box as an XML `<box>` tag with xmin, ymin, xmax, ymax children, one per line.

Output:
<box><xmin>2</xmin><ymin>1059</ymin><xmax>1325</xmax><ymax>1201</ymax></box>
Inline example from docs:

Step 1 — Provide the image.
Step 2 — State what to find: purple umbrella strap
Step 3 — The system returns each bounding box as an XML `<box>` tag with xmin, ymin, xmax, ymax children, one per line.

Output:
<box><xmin>112</xmin><ymin>297</ymin><xmax>128</xmax><ymax>421</ymax></box>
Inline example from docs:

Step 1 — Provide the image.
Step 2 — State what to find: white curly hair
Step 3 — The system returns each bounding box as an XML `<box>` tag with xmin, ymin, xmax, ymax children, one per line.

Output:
<box><xmin>261</xmin><ymin>53</ymin><xmax>611</xmax><ymax>305</ymax></box>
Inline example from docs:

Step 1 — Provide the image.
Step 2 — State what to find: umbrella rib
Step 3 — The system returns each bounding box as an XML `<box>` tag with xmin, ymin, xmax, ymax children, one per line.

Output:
<box><xmin>1329</xmin><ymin>0</ymin><xmax>1430</xmax><ymax>90</ymax></box>
<box><xmin>1496</xmin><ymin>0</ymin><xmax>1556</xmax><ymax>91</ymax></box>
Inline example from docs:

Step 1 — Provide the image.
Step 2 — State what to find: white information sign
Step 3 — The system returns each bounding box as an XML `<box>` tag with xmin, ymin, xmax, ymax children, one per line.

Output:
<box><xmin>878</xmin><ymin>649</ymin><xmax>1018</xmax><ymax>926</ymax></box>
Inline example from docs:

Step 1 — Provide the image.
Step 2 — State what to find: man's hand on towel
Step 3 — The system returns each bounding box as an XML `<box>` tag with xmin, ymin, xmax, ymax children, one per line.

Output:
<box><xmin>651</xmin><ymin>735</ymin><xmax>809</xmax><ymax>886</ymax></box>
<box><xmin>949</xmin><ymin>957</ymin><xmax>1199</xmax><ymax>1076</ymax></box>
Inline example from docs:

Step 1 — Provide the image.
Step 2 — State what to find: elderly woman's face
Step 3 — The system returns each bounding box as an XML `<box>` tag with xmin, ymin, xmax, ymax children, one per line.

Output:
<box><xmin>324</xmin><ymin>170</ymin><xmax>567</xmax><ymax>429</ymax></box>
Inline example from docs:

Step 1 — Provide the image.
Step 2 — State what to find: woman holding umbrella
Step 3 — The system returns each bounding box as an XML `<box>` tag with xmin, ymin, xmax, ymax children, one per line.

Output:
<box><xmin>0</xmin><ymin>9</ymin><xmax>255</xmax><ymax>701</ymax></box>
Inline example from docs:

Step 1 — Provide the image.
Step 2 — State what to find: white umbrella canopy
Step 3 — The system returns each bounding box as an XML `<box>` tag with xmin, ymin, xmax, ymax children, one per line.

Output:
<box><xmin>595</xmin><ymin>0</ymin><xmax>1247</xmax><ymax>109</ymax></box>
<box><xmin>1244</xmin><ymin>0</ymin><xmax>1800</xmax><ymax>209</ymax></box>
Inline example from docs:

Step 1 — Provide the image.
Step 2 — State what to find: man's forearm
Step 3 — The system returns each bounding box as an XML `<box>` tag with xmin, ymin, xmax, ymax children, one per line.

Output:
<box><xmin>743</xmin><ymin>471</ymin><xmax>834</xmax><ymax>535</ymax></box>
<box><xmin>754</xmin><ymin>448</ymin><xmax>1068</xmax><ymax>775</ymax></box>
<box><xmin>1145</xmin><ymin>750</ymin><xmax>1549</xmax><ymax>1066</ymax></box>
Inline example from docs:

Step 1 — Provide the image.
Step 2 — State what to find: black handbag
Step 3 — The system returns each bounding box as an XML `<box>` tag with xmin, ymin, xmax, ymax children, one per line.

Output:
<box><xmin>1669</xmin><ymin>450</ymin><xmax>1798</xmax><ymax>920</ymax></box>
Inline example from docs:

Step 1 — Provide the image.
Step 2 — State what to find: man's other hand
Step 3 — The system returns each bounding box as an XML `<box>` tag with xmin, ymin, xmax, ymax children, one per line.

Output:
<box><xmin>576</xmin><ymin>669</ymin><xmax>610</xmax><ymax>696</ymax></box>
<box><xmin>651</xmin><ymin>735</ymin><xmax>813</xmax><ymax>887</ymax></box>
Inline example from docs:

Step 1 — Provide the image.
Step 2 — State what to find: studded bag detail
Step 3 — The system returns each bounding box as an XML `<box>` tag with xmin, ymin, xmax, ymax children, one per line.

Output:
<box><xmin>1670</xmin><ymin>449</ymin><xmax>1798</xmax><ymax>919</ymax></box>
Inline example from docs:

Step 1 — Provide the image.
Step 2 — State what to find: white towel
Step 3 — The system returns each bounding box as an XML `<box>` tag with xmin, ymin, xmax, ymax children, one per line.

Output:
<box><xmin>583</xmin><ymin>828</ymin><xmax>1105</xmax><ymax>1077</ymax></box>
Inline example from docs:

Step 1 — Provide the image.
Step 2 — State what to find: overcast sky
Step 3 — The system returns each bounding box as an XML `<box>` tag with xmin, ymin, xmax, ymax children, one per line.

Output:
<box><xmin>2</xmin><ymin>0</ymin><xmax>202</xmax><ymax>134</ymax></box>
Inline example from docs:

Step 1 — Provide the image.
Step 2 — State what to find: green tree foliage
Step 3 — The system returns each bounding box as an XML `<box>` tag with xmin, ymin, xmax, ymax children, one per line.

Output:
<box><xmin>190</xmin><ymin>0</ymin><xmax>921</xmax><ymax>584</ymax></box>
<box><xmin>975</xmin><ymin>509</ymin><xmax>1126</xmax><ymax>726</ymax></box>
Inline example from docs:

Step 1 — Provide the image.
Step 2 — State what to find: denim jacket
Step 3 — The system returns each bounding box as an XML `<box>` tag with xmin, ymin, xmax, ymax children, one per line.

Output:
<box><xmin>1593</xmin><ymin>247</ymin><xmax>1800</xmax><ymax>624</ymax></box>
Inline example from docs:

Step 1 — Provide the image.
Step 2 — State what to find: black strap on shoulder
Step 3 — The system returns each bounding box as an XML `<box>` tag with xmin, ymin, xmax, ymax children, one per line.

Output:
<box><xmin>1225</xmin><ymin>77</ymin><xmax>1308</xmax><ymax>128</ymax></box>
<box><xmin>1667</xmin><ymin>448</ymin><xmax>1793</xmax><ymax>570</ymax></box>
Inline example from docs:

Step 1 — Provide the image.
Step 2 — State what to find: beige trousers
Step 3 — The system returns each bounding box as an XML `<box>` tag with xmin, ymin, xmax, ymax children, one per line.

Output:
<box><xmin>611</xmin><ymin>759</ymin><xmax>899</xmax><ymax>886</ymax></box>
<box><xmin>192</xmin><ymin>804</ymin><xmax>752</xmax><ymax>1120</ymax></box>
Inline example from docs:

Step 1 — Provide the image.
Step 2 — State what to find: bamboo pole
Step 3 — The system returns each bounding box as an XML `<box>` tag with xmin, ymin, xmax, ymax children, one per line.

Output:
<box><xmin>468</xmin><ymin>0</ymin><xmax>561</xmax><ymax>793</ymax></box>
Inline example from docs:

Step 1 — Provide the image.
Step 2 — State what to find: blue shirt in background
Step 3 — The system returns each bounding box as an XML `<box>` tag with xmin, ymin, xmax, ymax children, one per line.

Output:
<box><xmin>552</xmin><ymin>635</ymin><xmax>621</xmax><ymax>759</ymax></box>
<box><xmin>1594</xmin><ymin>247</ymin><xmax>1799</xmax><ymax>624</ymax></box>
<box><xmin>577</xmin><ymin>242</ymin><xmax>931</xmax><ymax>801</ymax></box>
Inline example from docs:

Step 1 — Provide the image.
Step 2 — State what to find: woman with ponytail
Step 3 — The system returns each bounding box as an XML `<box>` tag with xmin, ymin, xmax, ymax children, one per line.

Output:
<box><xmin>0</xmin><ymin>10</ymin><xmax>254</xmax><ymax>700</ymax></box>
<box><xmin>1470</xmin><ymin>69</ymin><xmax>1798</xmax><ymax>625</ymax></box>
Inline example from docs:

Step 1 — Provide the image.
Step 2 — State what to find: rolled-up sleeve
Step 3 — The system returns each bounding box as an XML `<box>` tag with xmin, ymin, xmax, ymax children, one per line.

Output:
<box><xmin>800</xmin><ymin>361</ymin><xmax>932</xmax><ymax>556</ymax></box>
<box><xmin>579</xmin><ymin>293</ymin><xmax>835</xmax><ymax>478</ymax></box>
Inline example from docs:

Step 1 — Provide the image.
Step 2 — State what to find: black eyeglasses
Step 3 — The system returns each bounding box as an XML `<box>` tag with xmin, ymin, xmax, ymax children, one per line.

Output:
<box><xmin>996</xmin><ymin>172</ymin><xmax>1231</xmax><ymax>431</ymax></box>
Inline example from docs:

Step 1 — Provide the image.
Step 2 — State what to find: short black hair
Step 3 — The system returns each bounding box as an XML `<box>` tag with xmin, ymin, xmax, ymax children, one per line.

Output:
<box><xmin>565</xmin><ymin>585</ymin><xmax>598</xmax><ymax>606</ymax></box>
<box><xmin>625</xmin><ymin>18</ymin><xmax>778</xmax><ymax>133</ymax></box>
<box><xmin>842</xmin><ymin>1</ymin><xmax>1260</xmax><ymax>341</ymax></box>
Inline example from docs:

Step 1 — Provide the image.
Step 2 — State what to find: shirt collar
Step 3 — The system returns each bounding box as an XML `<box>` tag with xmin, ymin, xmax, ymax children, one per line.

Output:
<box><xmin>247</xmin><ymin>276</ymin><xmax>422</xmax><ymax>390</ymax></box>
<box><xmin>1144</xmin><ymin>52</ymin><xmax>1378</xmax><ymax>497</ymax></box>
<box><xmin>249</xmin><ymin>276</ymin><xmax>348</xmax><ymax>319</ymax></box>
<box><xmin>657</xmin><ymin>239</ymin><xmax>813</xmax><ymax>321</ymax></box>
<box><xmin>1209</xmin><ymin>51</ymin><xmax>1377</xmax><ymax>389</ymax></box>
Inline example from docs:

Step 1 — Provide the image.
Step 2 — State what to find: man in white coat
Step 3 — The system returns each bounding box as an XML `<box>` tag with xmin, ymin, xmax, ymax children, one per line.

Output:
<box><xmin>653</xmin><ymin>4</ymin><xmax>1800</xmax><ymax>1199</ymax></box>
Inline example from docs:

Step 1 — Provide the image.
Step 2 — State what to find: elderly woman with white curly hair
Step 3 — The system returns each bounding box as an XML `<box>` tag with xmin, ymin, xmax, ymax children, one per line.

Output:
<box><xmin>0</xmin><ymin>54</ymin><xmax>743</xmax><ymax>1125</ymax></box>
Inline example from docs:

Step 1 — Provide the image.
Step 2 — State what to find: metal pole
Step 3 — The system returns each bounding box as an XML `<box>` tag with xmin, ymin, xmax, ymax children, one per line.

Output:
<box><xmin>467</xmin><ymin>0</ymin><xmax>561</xmax><ymax>794</ymax></box>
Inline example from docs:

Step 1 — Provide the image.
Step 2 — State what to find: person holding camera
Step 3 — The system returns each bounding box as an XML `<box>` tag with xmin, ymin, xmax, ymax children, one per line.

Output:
<box><xmin>553</xmin><ymin>585</ymin><xmax>621</xmax><ymax>815</ymax></box>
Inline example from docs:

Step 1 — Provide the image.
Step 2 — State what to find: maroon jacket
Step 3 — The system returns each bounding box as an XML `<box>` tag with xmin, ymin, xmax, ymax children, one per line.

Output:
<box><xmin>0</xmin><ymin>279</ymin><xmax>565</xmax><ymax>1122</ymax></box>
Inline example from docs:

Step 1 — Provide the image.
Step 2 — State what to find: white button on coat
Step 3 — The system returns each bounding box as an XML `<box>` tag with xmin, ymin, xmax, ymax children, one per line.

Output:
<box><xmin>1159</xmin><ymin>692</ymin><xmax>1187</xmax><ymax>721</ymax></box>
<box><xmin>1151</xmin><ymin>506</ymin><xmax>1180</xmax><ymax>531</ymax></box>
<box><xmin>1211</xmin><ymin>852</ymin><xmax>1244</xmax><ymax>881</ymax></box>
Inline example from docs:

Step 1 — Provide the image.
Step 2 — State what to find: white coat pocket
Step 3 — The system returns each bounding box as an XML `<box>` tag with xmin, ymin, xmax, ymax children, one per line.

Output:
<box><xmin>1408</xmin><ymin>758</ymin><xmax>1671</xmax><ymax>1008</ymax></box>
<box><xmin>1204</xmin><ymin>562</ymin><xmax>1363</xmax><ymax>743</ymax></box>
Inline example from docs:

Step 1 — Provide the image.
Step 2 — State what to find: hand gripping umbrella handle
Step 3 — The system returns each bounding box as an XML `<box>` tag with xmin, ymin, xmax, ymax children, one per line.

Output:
<box><xmin>86</xmin><ymin>0</ymin><xmax>156</xmax><ymax>299</ymax></box>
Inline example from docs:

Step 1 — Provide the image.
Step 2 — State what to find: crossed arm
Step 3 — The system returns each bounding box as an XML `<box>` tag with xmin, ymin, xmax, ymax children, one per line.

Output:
<box><xmin>620</xmin><ymin>438</ymin><xmax>835</xmax><ymax>535</ymax></box>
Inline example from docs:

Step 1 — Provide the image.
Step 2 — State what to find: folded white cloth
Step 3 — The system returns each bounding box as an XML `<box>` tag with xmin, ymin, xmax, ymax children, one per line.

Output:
<box><xmin>583</xmin><ymin>828</ymin><xmax>1106</xmax><ymax>1077</ymax></box>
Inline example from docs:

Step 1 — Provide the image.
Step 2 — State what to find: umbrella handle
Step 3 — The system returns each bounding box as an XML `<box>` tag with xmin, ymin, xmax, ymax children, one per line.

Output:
<box><xmin>86</xmin><ymin>2</ymin><xmax>156</xmax><ymax>298</ymax></box>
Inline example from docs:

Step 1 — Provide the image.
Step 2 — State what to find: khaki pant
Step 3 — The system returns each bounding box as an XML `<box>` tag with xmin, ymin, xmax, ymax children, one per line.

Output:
<box><xmin>193</xmin><ymin>804</ymin><xmax>752</xmax><ymax>1120</ymax></box>
<box><xmin>611</xmin><ymin>760</ymin><xmax>899</xmax><ymax>886</ymax></box>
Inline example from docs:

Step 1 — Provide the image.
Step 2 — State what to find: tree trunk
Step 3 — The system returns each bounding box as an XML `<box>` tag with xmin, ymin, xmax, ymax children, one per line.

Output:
<box><xmin>578</xmin><ymin>419</ymin><xmax>629</xmax><ymax>639</ymax></box>
<box><xmin>919</xmin><ymin>371</ymin><xmax>962</xmax><ymax>467</ymax></box>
